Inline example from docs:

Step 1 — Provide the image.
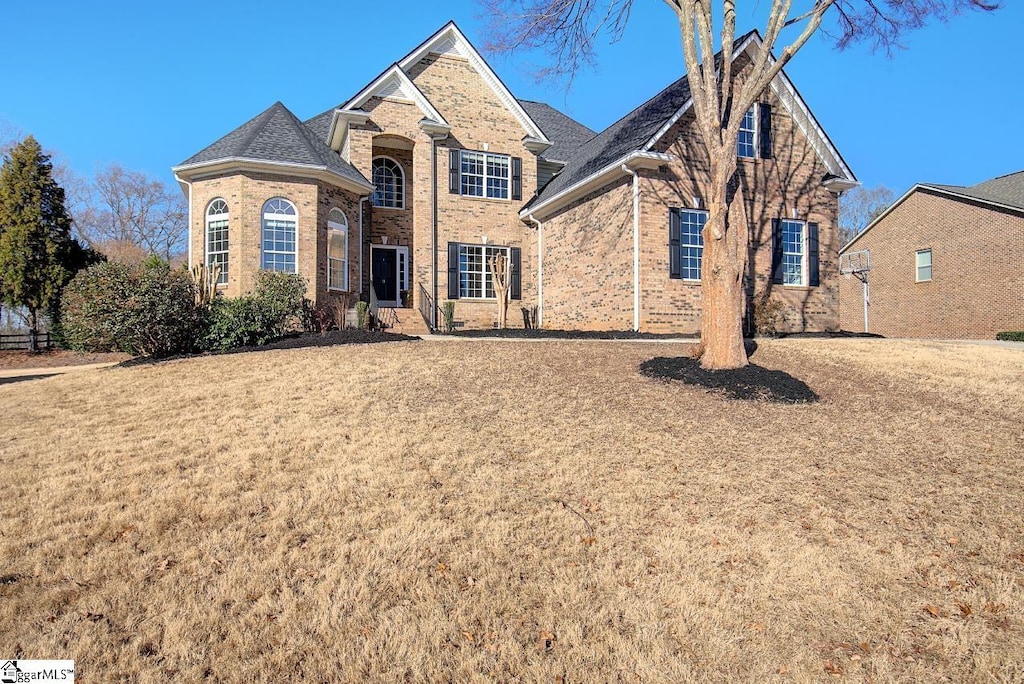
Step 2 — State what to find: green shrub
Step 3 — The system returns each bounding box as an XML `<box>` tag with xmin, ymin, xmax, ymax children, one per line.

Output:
<box><xmin>204</xmin><ymin>272</ymin><xmax>306</xmax><ymax>351</ymax></box>
<box><xmin>356</xmin><ymin>301</ymin><xmax>369</xmax><ymax>330</ymax></box>
<box><xmin>996</xmin><ymin>331</ymin><xmax>1024</xmax><ymax>342</ymax></box>
<box><xmin>61</xmin><ymin>261</ymin><xmax>206</xmax><ymax>357</ymax></box>
<box><xmin>441</xmin><ymin>301</ymin><xmax>456</xmax><ymax>333</ymax></box>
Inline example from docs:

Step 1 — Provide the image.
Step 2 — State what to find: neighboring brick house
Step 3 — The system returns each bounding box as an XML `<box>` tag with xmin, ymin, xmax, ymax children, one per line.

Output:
<box><xmin>173</xmin><ymin>22</ymin><xmax>857</xmax><ymax>334</ymax></box>
<box><xmin>839</xmin><ymin>172</ymin><xmax>1024</xmax><ymax>338</ymax></box>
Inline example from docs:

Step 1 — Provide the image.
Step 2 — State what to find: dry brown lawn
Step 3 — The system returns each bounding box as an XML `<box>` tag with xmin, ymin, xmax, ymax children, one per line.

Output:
<box><xmin>1</xmin><ymin>338</ymin><xmax>1022</xmax><ymax>682</ymax></box>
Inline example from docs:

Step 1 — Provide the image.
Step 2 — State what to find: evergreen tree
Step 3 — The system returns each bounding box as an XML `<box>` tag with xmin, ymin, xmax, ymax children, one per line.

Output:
<box><xmin>0</xmin><ymin>136</ymin><xmax>78</xmax><ymax>350</ymax></box>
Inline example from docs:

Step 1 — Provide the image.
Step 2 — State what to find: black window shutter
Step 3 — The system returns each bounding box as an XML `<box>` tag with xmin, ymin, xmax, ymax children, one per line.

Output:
<box><xmin>771</xmin><ymin>218</ymin><xmax>784</xmax><ymax>284</ymax></box>
<box><xmin>759</xmin><ymin>103</ymin><xmax>773</xmax><ymax>159</ymax></box>
<box><xmin>449</xmin><ymin>149</ymin><xmax>461</xmax><ymax>194</ymax></box>
<box><xmin>447</xmin><ymin>242</ymin><xmax>460</xmax><ymax>299</ymax></box>
<box><xmin>668</xmin><ymin>209</ymin><xmax>681</xmax><ymax>279</ymax></box>
<box><xmin>808</xmin><ymin>222</ymin><xmax>820</xmax><ymax>287</ymax></box>
<box><xmin>511</xmin><ymin>157</ymin><xmax>522</xmax><ymax>200</ymax></box>
<box><xmin>509</xmin><ymin>247</ymin><xmax>521</xmax><ymax>300</ymax></box>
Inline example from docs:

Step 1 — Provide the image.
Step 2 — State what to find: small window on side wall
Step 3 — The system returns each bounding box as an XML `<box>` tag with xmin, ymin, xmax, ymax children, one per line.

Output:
<box><xmin>916</xmin><ymin>249</ymin><xmax>932</xmax><ymax>282</ymax></box>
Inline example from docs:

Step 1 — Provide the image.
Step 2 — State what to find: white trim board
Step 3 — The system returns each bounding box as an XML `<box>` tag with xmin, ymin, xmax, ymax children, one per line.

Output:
<box><xmin>343</xmin><ymin>65</ymin><xmax>449</xmax><ymax>126</ymax></box>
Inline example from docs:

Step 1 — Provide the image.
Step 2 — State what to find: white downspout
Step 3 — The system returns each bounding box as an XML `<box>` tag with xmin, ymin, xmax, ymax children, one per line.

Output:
<box><xmin>175</xmin><ymin>174</ymin><xmax>193</xmax><ymax>269</ymax></box>
<box><xmin>359</xmin><ymin>196</ymin><xmax>369</xmax><ymax>294</ymax></box>
<box><xmin>621</xmin><ymin>164</ymin><xmax>640</xmax><ymax>332</ymax></box>
<box><xmin>527</xmin><ymin>214</ymin><xmax>543</xmax><ymax>327</ymax></box>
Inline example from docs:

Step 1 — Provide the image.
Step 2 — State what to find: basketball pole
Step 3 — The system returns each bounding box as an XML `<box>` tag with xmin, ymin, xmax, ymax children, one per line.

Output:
<box><xmin>857</xmin><ymin>271</ymin><xmax>869</xmax><ymax>333</ymax></box>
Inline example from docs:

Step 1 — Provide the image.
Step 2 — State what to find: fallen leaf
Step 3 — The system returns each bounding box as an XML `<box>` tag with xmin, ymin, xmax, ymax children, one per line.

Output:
<box><xmin>924</xmin><ymin>605</ymin><xmax>942</xmax><ymax>618</ymax></box>
<box><xmin>582</xmin><ymin>536</ymin><xmax>596</xmax><ymax>547</ymax></box>
<box><xmin>824</xmin><ymin>660</ymin><xmax>844</xmax><ymax>675</ymax></box>
<box><xmin>957</xmin><ymin>602</ymin><xmax>972</xmax><ymax>617</ymax></box>
<box><xmin>859</xmin><ymin>641</ymin><xmax>871</xmax><ymax>654</ymax></box>
<box><xmin>778</xmin><ymin>664</ymin><xmax>789</xmax><ymax>675</ymax></box>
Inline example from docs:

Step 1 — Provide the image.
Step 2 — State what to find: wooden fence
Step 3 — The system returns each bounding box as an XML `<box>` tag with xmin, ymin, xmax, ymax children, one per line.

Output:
<box><xmin>0</xmin><ymin>332</ymin><xmax>53</xmax><ymax>351</ymax></box>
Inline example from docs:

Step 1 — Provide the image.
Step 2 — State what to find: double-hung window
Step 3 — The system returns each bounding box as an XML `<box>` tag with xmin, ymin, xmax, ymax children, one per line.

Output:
<box><xmin>780</xmin><ymin>219</ymin><xmax>806</xmax><ymax>285</ymax></box>
<box><xmin>916</xmin><ymin>249</ymin><xmax>932</xmax><ymax>282</ymax></box>
<box><xmin>460</xmin><ymin>151</ymin><xmax>509</xmax><ymax>199</ymax></box>
<box><xmin>450</xmin><ymin>149</ymin><xmax>522</xmax><ymax>201</ymax></box>
<box><xmin>327</xmin><ymin>208</ymin><xmax>348</xmax><ymax>290</ymax></box>
<box><xmin>669</xmin><ymin>209</ymin><xmax>706</xmax><ymax>281</ymax></box>
<box><xmin>205</xmin><ymin>199</ymin><xmax>229</xmax><ymax>285</ymax></box>
<box><xmin>737</xmin><ymin>103</ymin><xmax>772</xmax><ymax>159</ymax></box>
<box><xmin>737</xmin><ymin>107</ymin><xmax>757</xmax><ymax>159</ymax></box>
<box><xmin>458</xmin><ymin>244</ymin><xmax>508</xmax><ymax>298</ymax></box>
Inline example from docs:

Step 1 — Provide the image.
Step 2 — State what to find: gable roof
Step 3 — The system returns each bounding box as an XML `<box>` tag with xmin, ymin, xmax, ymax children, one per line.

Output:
<box><xmin>518</xmin><ymin>100</ymin><xmax>596</xmax><ymax>164</ymax></box>
<box><xmin>174</xmin><ymin>102</ymin><xmax>372</xmax><ymax>192</ymax></box>
<box><xmin>523</xmin><ymin>29</ymin><xmax>858</xmax><ymax>218</ymax></box>
<box><xmin>342</xmin><ymin>64</ymin><xmax>449</xmax><ymax>127</ymax></box>
<box><xmin>841</xmin><ymin>170</ymin><xmax>1024</xmax><ymax>253</ymax></box>
<box><xmin>397</xmin><ymin>21</ymin><xmax>550</xmax><ymax>143</ymax></box>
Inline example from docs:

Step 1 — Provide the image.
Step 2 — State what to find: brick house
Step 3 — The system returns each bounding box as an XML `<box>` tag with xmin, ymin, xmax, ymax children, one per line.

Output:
<box><xmin>839</xmin><ymin>171</ymin><xmax>1024</xmax><ymax>338</ymax></box>
<box><xmin>173</xmin><ymin>22</ymin><xmax>857</xmax><ymax>334</ymax></box>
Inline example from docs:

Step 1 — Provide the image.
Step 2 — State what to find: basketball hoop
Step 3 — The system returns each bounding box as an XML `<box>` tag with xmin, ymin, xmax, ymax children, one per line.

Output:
<box><xmin>839</xmin><ymin>249</ymin><xmax>872</xmax><ymax>333</ymax></box>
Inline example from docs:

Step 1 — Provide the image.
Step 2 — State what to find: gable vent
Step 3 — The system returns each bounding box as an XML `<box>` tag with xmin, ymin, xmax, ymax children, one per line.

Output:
<box><xmin>378</xmin><ymin>76</ymin><xmax>410</xmax><ymax>101</ymax></box>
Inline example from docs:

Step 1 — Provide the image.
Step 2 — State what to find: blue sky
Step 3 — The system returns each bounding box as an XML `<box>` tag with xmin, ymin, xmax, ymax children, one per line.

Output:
<box><xmin>1</xmin><ymin>1</ymin><xmax>1018</xmax><ymax>194</ymax></box>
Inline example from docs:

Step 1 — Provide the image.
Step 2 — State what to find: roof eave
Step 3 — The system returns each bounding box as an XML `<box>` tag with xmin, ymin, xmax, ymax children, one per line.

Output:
<box><xmin>171</xmin><ymin>158</ymin><xmax>374</xmax><ymax>194</ymax></box>
<box><xmin>520</xmin><ymin>150</ymin><xmax>676</xmax><ymax>220</ymax></box>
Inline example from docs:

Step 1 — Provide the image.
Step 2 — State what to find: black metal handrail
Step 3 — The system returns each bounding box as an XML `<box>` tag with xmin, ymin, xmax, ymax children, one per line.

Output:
<box><xmin>417</xmin><ymin>283</ymin><xmax>435</xmax><ymax>332</ymax></box>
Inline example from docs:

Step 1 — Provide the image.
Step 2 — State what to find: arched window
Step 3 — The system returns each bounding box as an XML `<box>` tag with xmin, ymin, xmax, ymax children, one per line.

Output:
<box><xmin>372</xmin><ymin>157</ymin><xmax>404</xmax><ymax>209</ymax></box>
<box><xmin>327</xmin><ymin>208</ymin><xmax>348</xmax><ymax>291</ymax></box>
<box><xmin>206</xmin><ymin>199</ymin><xmax>229</xmax><ymax>285</ymax></box>
<box><xmin>261</xmin><ymin>197</ymin><xmax>297</xmax><ymax>273</ymax></box>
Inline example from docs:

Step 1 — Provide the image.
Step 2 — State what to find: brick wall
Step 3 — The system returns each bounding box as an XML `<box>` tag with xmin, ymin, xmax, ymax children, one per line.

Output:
<box><xmin>539</xmin><ymin>177</ymin><xmax>634</xmax><ymax>330</ymax></box>
<box><xmin>410</xmin><ymin>53</ymin><xmax>538</xmax><ymax>329</ymax></box>
<box><xmin>537</xmin><ymin>60</ymin><xmax>840</xmax><ymax>334</ymax></box>
<box><xmin>190</xmin><ymin>171</ymin><xmax>362</xmax><ymax>305</ymax></box>
<box><xmin>839</xmin><ymin>190</ymin><xmax>1024</xmax><ymax>338</ymax></box>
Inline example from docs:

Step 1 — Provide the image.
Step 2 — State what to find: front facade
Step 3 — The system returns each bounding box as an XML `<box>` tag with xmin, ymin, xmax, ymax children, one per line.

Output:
<box><xmin>839</xmin><ymin>173</ymin><xmax>1024</xmax><ymax>338</ymax></box>
<box><xmin>174</xmin><ymin>23</ymin><xmax>857</xmax><ymax>334</ymax></box>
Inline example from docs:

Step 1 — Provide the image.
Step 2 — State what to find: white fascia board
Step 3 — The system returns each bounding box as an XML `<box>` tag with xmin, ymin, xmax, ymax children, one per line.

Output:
<box><xmin>172</xmin><ymin>158</ymin><xmax>374</xmax><ymax>195</ymax></box>
<box><xmin>643</xmin><ymin>32</ymin><xmax>857</xmax><ymax>185</ymax></box>
<box><xmin>343</xmin><ymin>65</ymin><xmax>449</xmax><ymax>127</ymax></box>
<box><xmin>519</xmin><ymin>151</ymin><xmax>676</xmax><ymax>220</ymax></box>
<box><xmin>328</xmin><ymin>109</ymin><xmax>370</xmax><ymax>154</ymax></box>
<box><xmin>397</xmin><ymin>22</ymin><xmax>550</xmax><ymax>144</ymax></box>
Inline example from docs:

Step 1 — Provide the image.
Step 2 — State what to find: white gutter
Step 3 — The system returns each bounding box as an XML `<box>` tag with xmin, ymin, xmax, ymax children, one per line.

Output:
<box><xmin>527</xmin><ymin>214</ymin><xmax>543</xmax><ymax>327</ymax></box>
<box><xmin>172</xmin><ymin>158</ymin><xmax>374</xmax><ymax>195</ymax></box>
<box><xmin>621</xmin><ymin>165</ymin><xmax>641</xmax><ymax>332</ymax></box>
<box><xmin>174</xmin><ymin>173</ymin><xmax>193</xmax><ymax>269</ymax></box>
<box><xmin>520</xmin><ymin>150</ymin><xmax>674</xmax><ymax>221</ymax></box>
<box><xmin>359</xmin><ymin>196</ymin><xmax>370</xmax><ymax>294</ymax></box>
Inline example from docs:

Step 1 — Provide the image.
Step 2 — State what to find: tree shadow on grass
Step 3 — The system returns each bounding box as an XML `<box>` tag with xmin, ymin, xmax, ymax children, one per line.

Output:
<box><xmin>640</xmin><ymin>356</ymin><xmax>819</xmax><ymax>404</ymax></box>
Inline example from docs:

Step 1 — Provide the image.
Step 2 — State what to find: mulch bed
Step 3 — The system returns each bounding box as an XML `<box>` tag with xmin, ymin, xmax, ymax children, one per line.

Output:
<box><xmin>640</xmin><ymin>356</ymin><xmax>819</xmax><ymax>403</ymax></box>
<box><xmin>447</xmin><ymin>328</ymin><xmax>698</xmax><ymax>340</ymax></box>
<box><xmin>118</xmin><ymin>329</ymin><xmax>419</xmax><ymax>367</ymax></box>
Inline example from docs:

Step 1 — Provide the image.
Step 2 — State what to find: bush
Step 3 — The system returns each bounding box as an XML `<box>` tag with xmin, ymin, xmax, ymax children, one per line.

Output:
<box><xmin>750</xmin><ymin>288</ymin><xmax>783</xmax><ymax>337</ymax></box>
<box><xmin>996</xmin><ymin>331</ymin><xmax>1024</xmax><ymax>342</ymax></box>
<box><xmin>355</xmin><ymin>301</ymin><xmax>369</xmax><ymax>330</ymax></box>
<box><xmin>61</xmin><ymin>260</ymin><xmax>207</xmax><ymax>357</ymax></box>
<box><xmin>441</xmin><ymin>301</ymin><xmax>456</xmax><ymax>333</ymax></box>
<box><xmin>204</xmin><ymin>272</ymin><xmax>306</xmax><ymax>351</ymax></box>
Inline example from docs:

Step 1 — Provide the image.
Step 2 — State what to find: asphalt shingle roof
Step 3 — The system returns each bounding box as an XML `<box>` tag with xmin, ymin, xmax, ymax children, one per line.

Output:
<box><xmin>179</xmin><ymin>102</ymin><xmax>370</xmax><ymax>188</ymax></box>
<box><xmin>517</xmin><ymin>100</ymin><xmax>596</xmax><ymax>164</ymax></box>
<box><xmin>526</xmin><ymin>32</ymin><xmax>756</xmax><ymax>209</ymax></box>
<box><xmin>923</xmin><ymin>170</ymin><xmax>1024</xmax><ymax>212</ymax></box>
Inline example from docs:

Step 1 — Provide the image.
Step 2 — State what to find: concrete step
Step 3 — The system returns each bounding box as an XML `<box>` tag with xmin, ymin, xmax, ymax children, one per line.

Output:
<box><xmin>343</xmin><ymin>307</ymin><xmax>431</xmax><ymax>336</ymax></box>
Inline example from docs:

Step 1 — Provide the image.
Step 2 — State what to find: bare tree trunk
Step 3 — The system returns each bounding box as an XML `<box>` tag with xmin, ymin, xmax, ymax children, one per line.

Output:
<box><xmin>700</xmin><ymin>169</ymin><xmax>749</xmax><ymax>369</ymax></box>
<box><xmin>28</xmin><ymin>307</ymin><xmax>39</xmax><ymax>353</ymax></box>
<box><xmin>489</xmin><ymin>254</ymin><xmax>510</xmax><ymax>328</ymax></box>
